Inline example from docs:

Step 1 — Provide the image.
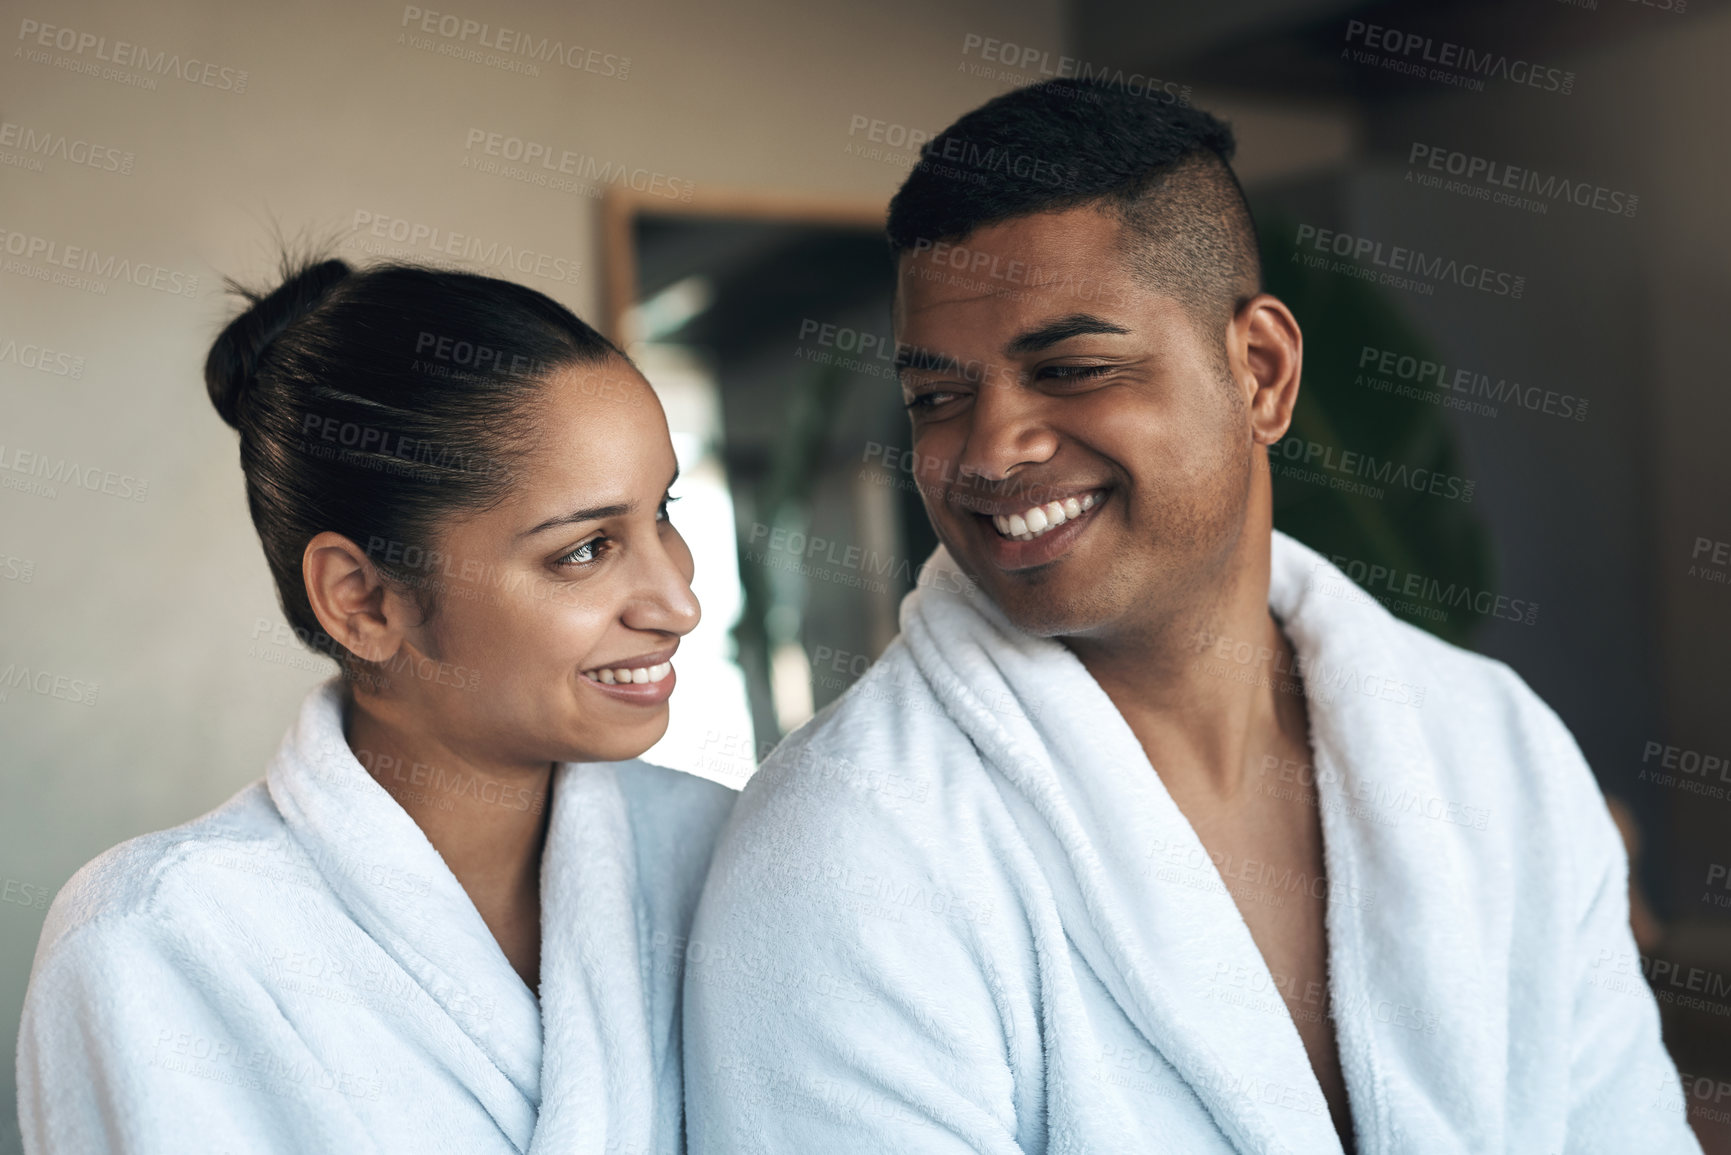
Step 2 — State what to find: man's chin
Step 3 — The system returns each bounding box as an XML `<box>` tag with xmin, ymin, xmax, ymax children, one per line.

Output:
<box><xmin>969</xmin><ymin>572</ymin><xmax>1109</xmax><ymax>640</ymax></box>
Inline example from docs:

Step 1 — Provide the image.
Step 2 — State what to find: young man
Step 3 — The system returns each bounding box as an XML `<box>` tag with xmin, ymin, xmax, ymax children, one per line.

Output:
<box><xmin>683</xmin><ymin>81</ymin><xmax>1697</xmax><ymax>1154</ymax></box>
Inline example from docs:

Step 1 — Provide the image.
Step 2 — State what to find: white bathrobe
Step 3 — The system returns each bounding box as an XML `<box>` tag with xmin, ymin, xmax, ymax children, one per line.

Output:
<box><xmin>17</xmin><ymin>679</ymin><xmax>734</xmax><ymax>1155</ymax></box>
<box><xmin>684</xmin><ymin>530</ymin><xmax>1699</xmax><ymax>1154</ymax></box>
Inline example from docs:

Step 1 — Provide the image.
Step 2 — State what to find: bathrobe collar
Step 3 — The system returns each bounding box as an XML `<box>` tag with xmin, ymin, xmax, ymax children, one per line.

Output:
<box><xmin>265</xmin><ymin>681</ymin><xmax>657</xmax><ymax>1155</ymax></box>
<box><xmin>900</xmin><ymin>531</ymin><xmax>1491</xmax><ymax>1155</ymax></box>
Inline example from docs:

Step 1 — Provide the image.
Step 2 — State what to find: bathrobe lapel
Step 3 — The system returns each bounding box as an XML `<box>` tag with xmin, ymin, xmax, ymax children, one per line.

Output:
<box><xmin>902</xmin><ymin>533</ymin><xmax>1496</xmax><ymax>1155</ymax></box>
<box><xmin>904</xmin><ymin>572</ymin><xmax>1334</xmax><ymax>1155</ymax></box>
<box><xmin>267</xmin><ymin>683</ymin><xmax>544</xmax><ymax>1151</ymax></box>
<box><xmin>527</xmin><ymin>763</ymin><xmax>657</xmax><ymax>1155</ymax></box>
<box><xmin>1270</xmin><ymin>538</ymin><xmax>1500</xmax><ymax>1155</ymax></box>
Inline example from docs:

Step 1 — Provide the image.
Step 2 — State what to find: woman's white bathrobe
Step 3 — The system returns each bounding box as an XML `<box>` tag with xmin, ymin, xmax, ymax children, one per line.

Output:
<box><xmin>684</xmin><ymin>531</ymin><xmax>1699</xmax><ymax>1154</ymax></box>
<box><xmin>17</xmin><ymin>679</ymin><xmax>734</xmax><ymax>1155</ymax></box>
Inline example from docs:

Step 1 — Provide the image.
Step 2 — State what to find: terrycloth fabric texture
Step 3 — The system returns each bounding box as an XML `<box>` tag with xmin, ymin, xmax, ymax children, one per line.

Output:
<box><xmin>685</xmin><ymin>531</ymin><xmax>1699</xmax><ymax>1154</ymax></box>
<box><xmin>17</xmin><ymin>679</ymin><xmax>734</xmax><ymax>1154</ymax></box>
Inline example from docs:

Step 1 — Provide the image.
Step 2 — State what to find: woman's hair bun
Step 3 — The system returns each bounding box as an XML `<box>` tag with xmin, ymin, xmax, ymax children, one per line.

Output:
<box><xmin>204</xmin><ymin>257</ymin><xmax>352</xmax><ymax>429</ymax></box>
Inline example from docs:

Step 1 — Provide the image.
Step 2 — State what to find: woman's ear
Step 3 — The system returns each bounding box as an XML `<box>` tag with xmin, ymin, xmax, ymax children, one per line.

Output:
<box><xmin>302</xmin><ymin>531</ymin><xmax>410</xmax><ymax>665</ymax></box>
<box><xmin>1228</xmin><ymin>293</ymin><xmax>1304</xmax><ymax>446</ymax></box>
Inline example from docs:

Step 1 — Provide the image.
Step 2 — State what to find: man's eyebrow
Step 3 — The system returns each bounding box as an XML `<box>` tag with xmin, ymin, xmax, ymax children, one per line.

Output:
<box><xmin>520</xmin><ymin>467</ymin><xmax>680</xmax><ymax>538</ymax></box>
<box><xmin>1004</xmin><ymin>313</ymin><xmax>1131</xmax><ymax>355</ymax></box>
<box><xmin>893</xmin><ymin>344</ymin><xmax>964</xmax><ymax>376</ymax></box>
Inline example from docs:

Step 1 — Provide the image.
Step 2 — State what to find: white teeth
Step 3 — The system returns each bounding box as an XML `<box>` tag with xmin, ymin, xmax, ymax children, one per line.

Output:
<box><xmin>991</xmin><ymin>492</ymin><xmax>1101</xmax><ymax>540</ymax></box>
<box><xmin>586</xmin><ymin>661</ymin><xmax>672</xmax><ymax>686</ymax></box>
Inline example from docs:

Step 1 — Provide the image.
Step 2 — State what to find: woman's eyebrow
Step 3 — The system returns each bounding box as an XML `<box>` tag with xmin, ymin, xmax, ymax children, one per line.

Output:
<box><xmin>521</xmin><ymin>502</ymin><xmax>633</xmax><ymax>538</ymax></box>
<box><xmin>519</xmin><ymin>468</ymin><xmax>680</xmax><ymax>538</ymax></box>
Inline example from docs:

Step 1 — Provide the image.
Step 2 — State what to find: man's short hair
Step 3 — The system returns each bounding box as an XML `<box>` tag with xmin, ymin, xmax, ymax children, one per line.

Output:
<box><xmin>886</xmin><ymin>79</ymin><xmax>1262</xmax><ymax>326</ymax></box>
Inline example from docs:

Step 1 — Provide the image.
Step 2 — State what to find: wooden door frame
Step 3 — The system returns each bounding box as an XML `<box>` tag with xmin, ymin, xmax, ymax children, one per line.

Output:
<box><xmin>599</xmin><ymin>186</ymin><xmax>886</xmax><ymax>344</ymax></box>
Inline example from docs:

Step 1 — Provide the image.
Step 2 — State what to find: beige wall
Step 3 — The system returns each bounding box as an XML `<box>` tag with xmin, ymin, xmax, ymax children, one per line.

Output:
<box><xmin>0</xmin><ymin>0</ymin><xmax>1072</xmax><ymax>1139</ymax></box>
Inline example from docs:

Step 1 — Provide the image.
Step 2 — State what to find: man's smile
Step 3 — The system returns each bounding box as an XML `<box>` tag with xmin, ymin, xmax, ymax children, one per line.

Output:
<box><xmin>957</xmin><ymin>487</ymin><xmax>1110</xmax><ymax>573</ymax></box>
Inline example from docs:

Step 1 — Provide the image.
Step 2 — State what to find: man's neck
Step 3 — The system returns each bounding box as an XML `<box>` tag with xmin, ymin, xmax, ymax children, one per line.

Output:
<box><xmin>1062</xmin><ymin>536</ymin><xmax>1306</xmax><ymax>802</ymax></box>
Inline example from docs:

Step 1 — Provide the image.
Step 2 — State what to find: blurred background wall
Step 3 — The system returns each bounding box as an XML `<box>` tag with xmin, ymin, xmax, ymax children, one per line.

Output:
<box><xmin>3</xmin><ymin>0</ymin><xmax>1728</xmax><ymax>1148</ymax></box>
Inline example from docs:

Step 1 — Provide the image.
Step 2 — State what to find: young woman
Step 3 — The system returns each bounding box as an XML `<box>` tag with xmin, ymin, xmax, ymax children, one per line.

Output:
<box><xmin>16</xmin><ymin>258</ymin><xmax>734</xmax><ymax>1154</ymax></box>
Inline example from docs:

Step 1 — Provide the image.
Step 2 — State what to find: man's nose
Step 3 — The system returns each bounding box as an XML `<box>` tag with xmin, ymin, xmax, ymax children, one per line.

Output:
<box><xmin>953</xmin><ymin>379</ymin><xmax>1059</xmax><ymax>485</ymax></box>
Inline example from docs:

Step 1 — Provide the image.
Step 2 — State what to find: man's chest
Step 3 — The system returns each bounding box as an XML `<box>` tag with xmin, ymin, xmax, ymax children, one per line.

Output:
<box><xmin>1169</xmin><ymin>746</ymin><xmax>1357</xmax><ymax>1148</ymax></box>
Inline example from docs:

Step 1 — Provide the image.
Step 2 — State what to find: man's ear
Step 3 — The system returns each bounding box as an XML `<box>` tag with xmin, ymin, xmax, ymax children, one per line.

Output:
<box><xmin>1226</xmin><ymin>293</ymin><xmax>1304</xmax><ymax>446</ymax></box>
<box><xmin>302</xmin><ymin>531</ymin><xmax>411</xmax><ymax>665</ymax></box>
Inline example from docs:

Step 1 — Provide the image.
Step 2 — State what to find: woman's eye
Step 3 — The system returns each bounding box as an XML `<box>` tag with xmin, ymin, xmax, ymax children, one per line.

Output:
<box><xmin>556</xmin><ymin>536</ymin><xmax>609</xmax><ymax>567</ymax></box>
<box><xmin>658</xmin><ymin>494</ymin><xmax>680</xmax><ymax>522</ymax></box>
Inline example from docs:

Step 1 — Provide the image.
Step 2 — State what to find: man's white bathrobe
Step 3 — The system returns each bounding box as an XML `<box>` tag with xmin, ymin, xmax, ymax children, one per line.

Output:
<box><xmin>684</xmin><ymin>531</ymin><xmax>1699</xmax><ymax>1154</ymax></box>
<box><xmin>17</xmin><ymin>679</ymin><xmax>734</xmax><ymax>1155</ymax></box>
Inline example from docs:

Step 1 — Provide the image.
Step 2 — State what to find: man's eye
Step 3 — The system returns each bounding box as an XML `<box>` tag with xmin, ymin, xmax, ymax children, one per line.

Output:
<box><xmin>906</xmin><ymin>389</ymin><xmax>961</xmax><ymax>411</ymax></box>
<box><xmin>557</xmin><ymin>536</ymin><xmax>609</xmax><ymax>567</ymax></box>
<box><xmin>1040</xmin><ymin>364</ymin><xmax>1114</xmax><ymax>382</ymax></box>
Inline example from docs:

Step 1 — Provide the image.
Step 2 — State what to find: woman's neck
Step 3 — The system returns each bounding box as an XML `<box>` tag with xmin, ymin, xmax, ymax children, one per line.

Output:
<box><xmin>342</xmin><ymin>687</ymin><xmax>555</xmax><ymax>994</ymax></box>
